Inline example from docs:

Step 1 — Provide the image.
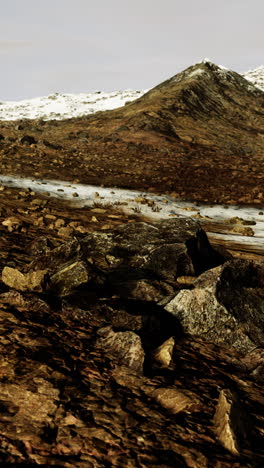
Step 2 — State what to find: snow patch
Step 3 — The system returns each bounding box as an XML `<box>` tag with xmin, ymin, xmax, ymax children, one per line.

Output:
<box><xmin>0</xmin><ymin>175</ymin><xmax>263</xmax><ymax>252</ymax></box>
<box><xmin>243</xmin><ymin>66</ymin><xmax>264</xmax><ymax>91</ymax></box>
<box><xmin>0</xmin><ymin>89</ymin><xmax>147</xmax><ymax>121</ymax></box>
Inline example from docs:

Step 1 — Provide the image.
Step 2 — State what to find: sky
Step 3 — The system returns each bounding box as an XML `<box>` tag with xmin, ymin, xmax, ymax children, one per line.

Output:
<box><xmin>0</xmin><ymin>0</ymin><xmax>263</xmax><ymax>100</ymax></box>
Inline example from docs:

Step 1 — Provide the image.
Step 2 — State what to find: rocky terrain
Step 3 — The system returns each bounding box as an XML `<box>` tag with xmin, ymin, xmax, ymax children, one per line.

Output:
<box><xmin>0</xmin><ymin>60</ymin><xmax>263</xmax><ymax>205</ymax></box>
<box><xmin>0</xmin><ymin>60</ymin><xmax>264</xmax><ymax>466</ymax></box>
<box><xmin>0</xmin><ymin>185</ymin><xmax>263</xmax><ymax>466</ymax></box>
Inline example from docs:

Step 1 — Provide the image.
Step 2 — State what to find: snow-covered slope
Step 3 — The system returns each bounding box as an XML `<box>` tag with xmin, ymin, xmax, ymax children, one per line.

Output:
<box><xmin>243</xmin><ymin>66</ymin><xmax>264</xmax><ymax>91</ymax></box>
<box><xmin>0</xmin><ymin>89</ymin><xmax>146</xmax><ymax>121</ymax></box>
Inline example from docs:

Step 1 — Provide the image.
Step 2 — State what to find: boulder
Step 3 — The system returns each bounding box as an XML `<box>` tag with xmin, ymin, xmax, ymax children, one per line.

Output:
<box><xmin>23</xmin><ymin>218</ymin><xmax>227</xmax><ymax>303</ymax></box>
<box><xmin>96</xmin><ymin>326</ymin><xmax>145</xmax><ymax>374</ymax></box>
<box><xmin>165</xmin><ymin>259</ymin><xmax>264</xmax><ymax>354</ymax></box>
<box><xmin>49</xmin><ymin>261</ymin><xmax>90</xmax><ymax>297</ymax></box>
<box><xmin>1</xmin><ymin>267</ymin><xmax>48</xmax><ymax>292</ymax></box>
<box><xmin>80</xmin><ymin>218</ymin><xmax>227</xmax><ymax>300</ymax></box>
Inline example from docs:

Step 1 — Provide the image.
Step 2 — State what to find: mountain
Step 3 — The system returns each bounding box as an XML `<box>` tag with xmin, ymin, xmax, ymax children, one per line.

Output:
<box><xmin>1</xmin><ymin>62</ymin><xmax>263</xmax><ymax>120</ymax></box>
<box><xmin>243</xmin><ymin>65</ymin><xmax>264</xmax><ymax>91</ymax></box>
<box><xmin>0</xmin><ymin>60</ymin><xmax>263</xmax><ymax>205</ymax></box>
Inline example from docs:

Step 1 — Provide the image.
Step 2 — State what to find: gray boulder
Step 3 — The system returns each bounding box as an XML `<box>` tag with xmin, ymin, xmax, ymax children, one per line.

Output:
<box><xmin>165</xmin><ymin>259</ymin><xmax>264</xmax><ymax>354</ymax></box>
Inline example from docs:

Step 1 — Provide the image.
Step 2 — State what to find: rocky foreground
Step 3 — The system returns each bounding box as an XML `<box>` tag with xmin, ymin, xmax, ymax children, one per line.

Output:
<box><xmin>0</xmin><ymin>185</ymin><xmax>264</xmax><ymax>466</ymax></box>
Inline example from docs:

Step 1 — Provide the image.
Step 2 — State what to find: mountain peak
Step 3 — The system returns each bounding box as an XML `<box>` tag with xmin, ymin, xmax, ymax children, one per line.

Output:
<box><xmin>163</xmin><ymin>60</ymin><xmax>263</xmax><ymax>100</ymax></box>
<box><xmin>170</xmin><ymin>60</ymin><xmax>235</xmax><ymax>87</ymax></box>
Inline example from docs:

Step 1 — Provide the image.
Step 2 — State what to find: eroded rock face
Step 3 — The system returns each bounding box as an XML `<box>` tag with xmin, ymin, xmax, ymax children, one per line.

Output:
<box><xmin>165</xmin><ymin>259</ymin><xmax>264</xmax><ymax>354</ymax></box>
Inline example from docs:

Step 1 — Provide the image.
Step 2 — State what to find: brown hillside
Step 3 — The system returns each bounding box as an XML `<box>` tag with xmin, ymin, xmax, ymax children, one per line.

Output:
<box><xmin>1</xmin><ymin>61</ymin><xmax>264</xmax><ymax>204</ymax></box>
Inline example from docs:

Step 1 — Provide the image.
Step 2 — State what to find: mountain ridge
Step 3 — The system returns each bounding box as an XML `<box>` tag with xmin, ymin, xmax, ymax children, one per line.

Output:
<box><xmin>0</xmin><ymin>60</ymin><xmax>263</xmax><ymax>205</ymax></box>
<box><xmin>0</xmin><ymin>60</ymin><xmax>263</xmax><ymax>120</ymax></box>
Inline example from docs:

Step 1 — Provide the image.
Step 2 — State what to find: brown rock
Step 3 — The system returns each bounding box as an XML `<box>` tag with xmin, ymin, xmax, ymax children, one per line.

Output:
<box><xmin>1</xmin><ymin>267</ymin><xmax>48</xmax><ymax>292</ymax></box>
<box><xmin>96</xmin><ymin>326</ymin><xmax>145</xmax><ymax>373</ymax></box>
<box><xmin>213</xmin><ymin>389</ymin><xmax>248</xmax><ymax>455</ymax></box>
<box><xmin>75</xmin><ymin>225</ymin><xmax>90</xmax><ymax>234</ymax></box>
<box><xmin>54</xmin><ymin>218</ymin><xmax>65</xmax><ymax>229</ymax></box>
<box><xmin>2</xmin><ymin>216</ymin><xmax>22</xmax><ymax>232</ymax></box>
<box><xmin>57</xmin><ymin>225</ymin><xmax>74</xmax><ymax>237</ymax></box>
<box><xmin>149</xmin><ymin>387</ymin><xmax>200</xmax><ymax>414</ymax></box>
<box><xmin>151</xmin><ymin>337</ymin><xmax>175</xmax><ymax>369</ymax></box>
<box><xmin>229</xmin><ymin>225</ymin><xmax>254</xmax><ymax>236</ymax></box>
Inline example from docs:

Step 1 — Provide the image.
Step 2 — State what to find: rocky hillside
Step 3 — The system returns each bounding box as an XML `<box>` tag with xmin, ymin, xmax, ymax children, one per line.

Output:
<box><xmin>0</xmin><ymin>60</ymin><xmax>263</xmax><ymax>204</ymax></box>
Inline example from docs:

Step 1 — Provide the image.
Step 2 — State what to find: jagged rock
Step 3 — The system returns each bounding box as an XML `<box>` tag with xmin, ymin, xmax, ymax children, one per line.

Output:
<box><xmin>96</xmin><ymin>326</ymin><xmax>145</xmax><ymax>373</ymax></box>
<box><xmin>49</xmin><ymin>261</ymin><xmax>90</xmax><ymax>296</ymax></box>
<box><xmin>33</xmin><ymin>216</ymin><xmax>45</xmax><ymax>227</ymax></box>
<box><xmin>81</xmin><ymin>218</ymin><xmax>227</xmax><ymax>299</ymax></box>
<box><xmin>213</xmin><ymin>389</ymin><xmax>248</xmax><ymax>455</ymax></box>
<box><xmin>176</xmin><ymin>275</ymin><xmax>196</xmax><ymax>286</ymax></box>
<box><xmin>1</xmin><ymin>266</ymin><xmax>48</xmax><ymax>292</ymax></box>
<box><xmin>165</xmin><ymin>259</ymin><xmax>264</xmax><ymax>354</ymax></box>
<box><xmin>74</xmin><ymin>225</ymin><xmax>90</xmax><ymax>234</ymax></box>
<box><xmin>28</xmin><ymin>238</ymin><xmax>82</xmax><ymax>272</ymax></box>
<box><xmin>1</xmin><ymin>209</ymin><xmax>263</xmax><ymax>465</ymax></box>
<box><xmin>151</xmin><ymin>337</ymin><xmax>175</xmax><ymax>369</ymax></box>
<box><xmin>149</xmin><ymin>387</ymin><xmax>201</xmax><ymax>414</ymax></box>
<box><xmin>21</xmin><ymin>218</ymin><xmax>227</xmax><ymax>302</ymax></box>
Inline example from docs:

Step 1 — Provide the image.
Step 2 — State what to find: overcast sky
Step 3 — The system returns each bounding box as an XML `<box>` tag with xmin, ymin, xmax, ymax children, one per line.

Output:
<box><xmin>0</xmin><ymin>0</ymin><xmax>263</xmax><ymax>100</ymax></box>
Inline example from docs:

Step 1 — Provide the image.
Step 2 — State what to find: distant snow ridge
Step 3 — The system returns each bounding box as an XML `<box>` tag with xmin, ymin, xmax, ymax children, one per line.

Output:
<box><xmin>0</xmin><ymin>89</ymin><xmax>146</xmax><ymax>121</ymax></box>
<box><xmin>243</xmin><ymin>66</ymin><xmax>264</xmax><ymax>91</ymax></box>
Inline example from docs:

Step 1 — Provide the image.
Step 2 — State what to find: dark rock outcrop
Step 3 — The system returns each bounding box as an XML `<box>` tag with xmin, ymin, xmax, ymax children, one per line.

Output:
<box><xmin>13</xmin><ymin>218</ymin><xmax>227</xmax><ymax>302</ymax></box>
